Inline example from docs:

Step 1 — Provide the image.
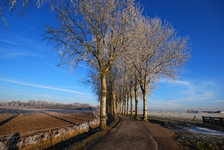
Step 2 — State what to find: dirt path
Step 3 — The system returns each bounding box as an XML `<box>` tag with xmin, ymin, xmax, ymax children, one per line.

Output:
<box><xmin>89</xmin><ymin>114</ymin><xmax>178</xmax><ymax>150</ymax></box>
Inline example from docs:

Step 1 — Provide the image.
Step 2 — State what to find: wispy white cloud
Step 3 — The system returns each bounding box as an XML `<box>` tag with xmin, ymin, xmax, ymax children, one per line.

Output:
<box><xmin>0</xmin><ymin>90</ymin><xmax>76</xmax><ymax>101</ymax></box>
<box><xmin>6</xmin><ymin>32</ymin><xmax>53</xmax><ymax>53</ymax></box>
<box><xmin>0</xmin><ymin>77</ymin><xmax>90</xmax><ymax>95</ymax></box>
<box><xmin>150</xmin><ymin>100</ymin><xmax>182</xmax><ymax>107</ymax></box>
<box><xmin>144</xmin><ymin>100</ymin><xmax>184</xmax><ymax>111</ymax></box>
<box><xmin>157</xmin><ymin>79</ymin><xmax>224</xmax><ymax>104</ymax></box>
<box><xmin>147</xmin><ymin>78</ymin><xmax>224</xmax><ymax>111</ymax></box>
<box><xmin>0</xmin><ymin>90</ymin><xmax>97</xmax><ymax>105</ymax></box>
<box><xmin>175</xmin><ymin>80</ymin><xmax>191</xmax><ymax>86</ymax></box>
<box><xmin>7</xmin><ymin>19</ymin><xmax>37</xmax><ymax>29</ymax></box>
<box><xmin>0</xmin><ymin>86</ymin><xmax>25</xmax><ymax>93</ymax></box>
<box><xmin>160</xmin><ymin>78</ymin><xmax>194</xmax><ymax>91</ymax></box>
<box><xmin>0</xmin><ymin>39</ymin><xmax>21</xmax><ymax>45</ymax></box>
<box><xmin>160</xmin><ymin>78</ymin><xmax>190</xmax><ymax>85</ymax></box>
<box><xmin>42</xmin><ymin>60</ymin><xmax>81</xmax><ymax>80</ymax></box>
<box><xmin>0</xmin><ymin>52</ymin><xmax>41</xmax><ymax>58</ymax></box>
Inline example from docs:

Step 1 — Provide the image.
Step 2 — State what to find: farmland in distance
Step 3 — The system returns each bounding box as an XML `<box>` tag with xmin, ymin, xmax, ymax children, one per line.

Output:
<box><xmin>0</xmin><ymin>107</ymin><xmax>97</xmax><ymax>136</ymax></box>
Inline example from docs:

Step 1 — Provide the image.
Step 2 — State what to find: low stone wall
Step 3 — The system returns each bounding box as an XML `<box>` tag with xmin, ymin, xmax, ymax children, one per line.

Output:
<box><xmin>0</xmin><ymin>111</ymin><xmax>101</xmax><ymax>150</ymax></box>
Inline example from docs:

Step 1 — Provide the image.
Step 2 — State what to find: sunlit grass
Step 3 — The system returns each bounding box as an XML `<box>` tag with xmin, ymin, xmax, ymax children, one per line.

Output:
<box><xmin>18</xmin><ymin>118</ymin><xmax>117</xmax><ymax>150</ymax></box>
<box><xmin>20</xmin><ymin>125</ymin><xmax>92</xmax><ymax>150</ymax></box>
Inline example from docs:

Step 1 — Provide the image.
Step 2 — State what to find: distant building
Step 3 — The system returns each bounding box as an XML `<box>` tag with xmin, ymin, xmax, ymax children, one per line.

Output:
<box><xmin>220</xmin><ymin>111</ymin><xmax>224</xmax><ymax>114</ymax></box>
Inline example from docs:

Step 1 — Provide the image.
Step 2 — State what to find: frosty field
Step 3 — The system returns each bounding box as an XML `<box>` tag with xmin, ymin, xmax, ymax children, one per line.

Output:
<box><xmin>138</xmin><ymin>111</ymin><xmax>224</xmax><ymax>123</ymax></box>
<box><xmin>0</xmin><ymin>108</ymin><xmax>98</xmax><ymax>136</ymax></box>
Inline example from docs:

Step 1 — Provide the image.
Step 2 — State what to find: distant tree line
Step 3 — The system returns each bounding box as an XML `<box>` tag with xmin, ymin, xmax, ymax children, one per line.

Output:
<box><xmin>0</xmin><ymin>100</ymin><xmax>99</xmax><ymax>110</ymax></box>
<box><xmin>187</xmin><ymin>109</ymin><xmax>199</xmax><ymax>113</ymax></box>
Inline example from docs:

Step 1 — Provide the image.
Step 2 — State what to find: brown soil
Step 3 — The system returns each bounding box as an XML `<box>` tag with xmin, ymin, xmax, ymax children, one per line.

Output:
<box><xmin>0</xmin><ymin>108</ymin><xmax>96</xmax><ymax>136</ymax></box>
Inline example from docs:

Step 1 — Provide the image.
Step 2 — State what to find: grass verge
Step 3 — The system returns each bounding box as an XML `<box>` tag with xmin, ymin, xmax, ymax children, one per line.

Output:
<box><xmin>70</xmin><ymin>117</ymin><xmax>120</xmax><ymax>150</ymax></box>
<box><xmin>19</xmin><ymin>122</ymin><xmax>100</xmax><ymax>150</ymax></box>
<box><xmin>21</xmin><ymin>127</ymin><xmax>90</xmax><ymax>150</ymax></box>
<box><xmin>175</xmin><ymin>131</ymin><xmax>224</xmax><ymax>150</ymax></box>
<box><xmin>21</xmin><ymin>117</ymin><xmax>119</xmax><ymax>150</ymax></box>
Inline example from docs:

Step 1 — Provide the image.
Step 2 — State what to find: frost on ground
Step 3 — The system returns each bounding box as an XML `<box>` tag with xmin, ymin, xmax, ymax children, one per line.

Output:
<box><xmin>138</xmin><ymin>111</ymin><xmax>224</xmax><ymax>137</ymax></box>
<box><xmin>138</xmin><ymin>111</ymin><xmax>224</xmax><ymax>123</ymax></box>
<box><xmin>185</xmin><ymin>126</ymin><xmax>224</xmax><ymax>136</ymax></box>
<box><xmin>176</xmin><ymin>132</ymin><xmax>224</xmax><ymax>150</ymax></box>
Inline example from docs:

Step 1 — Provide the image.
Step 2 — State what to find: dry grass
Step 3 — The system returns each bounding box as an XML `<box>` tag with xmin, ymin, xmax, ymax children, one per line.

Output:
<box><xmin>21</xmin><ymin>126</ymin><xmax>92</xmax><ymax>150</ymax></box>
<box><xmin>71</xmin><ymin>117</ymin><xmax>120</xmax><ymax>150</ymax></box>
<box><xmin>89</xmin><ymin>122</ymin><xmax>100</xmax><ymax>129</ymax></box>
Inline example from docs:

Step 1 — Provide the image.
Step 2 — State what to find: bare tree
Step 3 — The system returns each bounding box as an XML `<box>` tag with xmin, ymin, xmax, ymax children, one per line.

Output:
<box><xmin>126</xmin><ymin>85</ymin><xmax>129</xmax><ymax>116</ymax></box>
<box><xmin>1</xmin><ymin>0</ymin><xmax>80</xmax><ymax>29</ymax></box>
<box><xmin>41</xmin><ymin>0</ymin><xmax>141</xmax><ymax>129</ymax></box>
<box><xmin>134</xmin><ymin>72</ymin><xmax>139</xmax><ymax>119</ymax></box>
<box><xmin>124</xmin><ymin>61</ymin><xmax>136</xmax><ymax>117</ymax></box>
<box><xmin>1</xmin><ymin>0</ymin><xmax>49</xmax><ymax>29</ymax></box>
<box><xmin>108</xmin><ymin>65</ymin><xmax>119</xmax><ymax>119</ymax></box>
<box><xmin>133</xmin><ymin>16</ymin><xmax>191</xmax><ymax>121</ymax></box>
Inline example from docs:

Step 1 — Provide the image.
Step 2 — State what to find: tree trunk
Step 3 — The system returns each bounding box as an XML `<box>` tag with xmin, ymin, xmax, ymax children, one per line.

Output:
<box><xmin>108</xmin><ymin>100</ymin><xmax>111</xmax><ymax>114</ymax></box>
<box><xmin>119</xmin><ymin>91</ymin><xmax>122</xmax><ymax>114</ymax></box>
<box><xmin>127</xmin><ymin>90</ymin><xmax>129</xmax><ymax>116</ymax></box>
<box><xmin>124</xmin><ymin>101</ymin><xmax>126</xmax><ymax>115</ymax></box>
<box><xmin>111</xmin><ymin>83</ymin><xmax>117</xmax><ymax>119</ymax></box>
<box><xmin>107</xmin><ymin>95</ymin><xmax>110</xmax><ymax>114</ymax></box>
<box><xmin>109</xmin><ymin>89</ymin><xmax>112</xmax><ymax>115</ymax></box>
<box><xmin>135</xmin><ymin>99</ymin><xmax>138</xmax><ymax>119</ymax></box>
<box><xmin>124</xmin><ymin>91</ymin><xmax>126</xmax><ymax>115</ymax></box>
<box><xmin>116</xmin><ymin>93</ymin><xmax>118</xmax><ymax>113</ymax></box>
<box><xmin>119</xmin><ymin>103</ymin><xmax>121</xmax><ymax>114</ymax></box>
<box><xmin>100</xmin><ymin>74</ymin><xmax>107</xmax><ymax>129</ymax></box>
<box><xmin>121</xmin><ymin>102</ymin><xmax>122</xmax><ymax>114</ymax></box>
<box><xmin>143</xmin><ymin>88</ymin><xmax>147</xmax><ymax>121</ymax></box>
<box><xmin>122</xmin><ymin>100</ymin><xmax>124</xmax><ymax>114</ymax></box>
<box><xmin>120</xmin><ymin>97</ymin><xmax>121</xmax><ymax>114</ymax></box>
<box><xmin>130</xmin><ymin>85</ymin><xmax>133</xmax><ymax>117</ymax></box>
<box><xmin>134</xmin><ymin>80</ymin><xmax>139</xmax><ymax>119</ymax></box>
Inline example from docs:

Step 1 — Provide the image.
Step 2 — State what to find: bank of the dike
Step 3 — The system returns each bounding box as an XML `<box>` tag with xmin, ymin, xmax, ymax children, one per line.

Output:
<box><xmin>42</xmin><ymin>113</ymin><xmax>118</xmax><ymax>150</ymax></box>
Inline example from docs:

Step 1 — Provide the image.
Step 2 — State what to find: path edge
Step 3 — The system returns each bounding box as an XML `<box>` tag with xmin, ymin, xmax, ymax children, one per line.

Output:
<box><xmin>72</xmin><ymin>116</ymin><xmax>120</xmax><ymax>150</ymax></box>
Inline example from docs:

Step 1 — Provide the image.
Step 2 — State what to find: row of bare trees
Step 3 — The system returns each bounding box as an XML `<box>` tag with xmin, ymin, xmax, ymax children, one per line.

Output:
<box><xmin>2</xmin><ymin>0</ymin><xmax>191</xmax><ymax>129</ymax></box>
<box><xmin>78</xmin><ymin>3</ymin><xmax>190</xmax><ymax>128</ymax></box>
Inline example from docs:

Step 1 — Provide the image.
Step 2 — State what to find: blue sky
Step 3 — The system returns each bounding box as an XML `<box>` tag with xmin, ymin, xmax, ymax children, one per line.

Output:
<box><xmin>0</xmin><ymin>0</ymin><xmax>224</xmax><ymax>111</ymax></box>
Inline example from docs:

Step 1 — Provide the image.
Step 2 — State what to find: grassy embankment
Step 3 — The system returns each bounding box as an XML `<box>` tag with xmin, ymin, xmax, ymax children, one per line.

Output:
<box><xmin>21</xmin><ymin>117</ymin><xmax>120</xmax><ymax>150</ymax></box>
